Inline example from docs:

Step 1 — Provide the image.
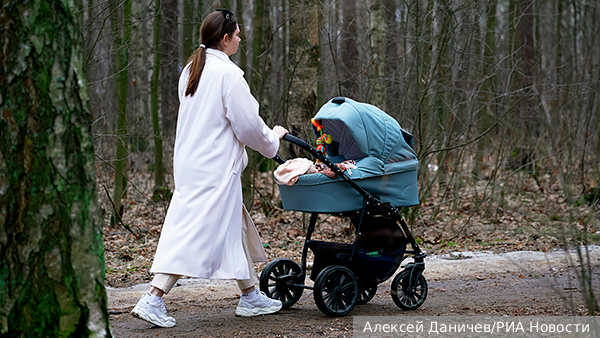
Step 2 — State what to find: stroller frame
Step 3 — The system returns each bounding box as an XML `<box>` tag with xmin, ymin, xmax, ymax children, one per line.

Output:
<box><xmin>260</xmin><ymin>134</ymin><xmax>427</xmax><ymax>317</ymax></box>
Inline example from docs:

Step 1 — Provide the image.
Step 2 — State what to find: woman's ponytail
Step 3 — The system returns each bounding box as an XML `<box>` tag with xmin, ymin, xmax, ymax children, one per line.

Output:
<box><xmin>185</xmin><ymin>46</ymin><xmax>206</xmax><ymax>97</ymax></box>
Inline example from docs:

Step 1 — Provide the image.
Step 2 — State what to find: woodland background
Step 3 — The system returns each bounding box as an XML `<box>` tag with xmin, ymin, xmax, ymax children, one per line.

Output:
<box><xmin>1</xmin><ymin>1</ymin><xmax>600</xmax><ymax>335</ymax></box>
<box><xmin>88</xmin><ymin>0</ymin><xmax>600</xmax><ymax>310</ymax></box>
<box><xmin>86</xmin><ymin>0</ymin><xmax>600</xmax><ymax>218</ymax></box>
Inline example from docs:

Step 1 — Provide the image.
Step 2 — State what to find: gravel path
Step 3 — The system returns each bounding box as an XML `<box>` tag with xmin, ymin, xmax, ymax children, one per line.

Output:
<box><xmin>107</xmin><ymin>247</ymin><xmax>600</xmax><ymax>337</ymax></box>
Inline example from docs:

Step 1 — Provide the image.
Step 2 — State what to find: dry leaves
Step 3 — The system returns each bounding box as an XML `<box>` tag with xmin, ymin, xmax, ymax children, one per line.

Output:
<box><xmin>102</xmin><ymin>171</ymin><xmax>599</xmax><ymax>288</ymax></box>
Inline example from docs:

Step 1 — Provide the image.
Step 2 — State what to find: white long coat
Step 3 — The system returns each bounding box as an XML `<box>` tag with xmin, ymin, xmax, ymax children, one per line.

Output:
<box><xmin>150</xmin><ymin>48</ymin><xmax>279</xmax><ymax>279</ymax></box>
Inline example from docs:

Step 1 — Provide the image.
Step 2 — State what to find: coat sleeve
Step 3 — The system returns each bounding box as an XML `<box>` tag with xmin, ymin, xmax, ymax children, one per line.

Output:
<box><xmin>224</xmin><ymin>76</ymin><xmax>280</xmax><ymax>158</ymax></box>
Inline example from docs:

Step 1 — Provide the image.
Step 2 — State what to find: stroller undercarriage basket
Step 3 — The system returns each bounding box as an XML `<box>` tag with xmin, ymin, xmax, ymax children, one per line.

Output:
<box><xmin>308</xmin><ymin>215</ymin><xmax>408</xmax><ymax>282</ymax></box>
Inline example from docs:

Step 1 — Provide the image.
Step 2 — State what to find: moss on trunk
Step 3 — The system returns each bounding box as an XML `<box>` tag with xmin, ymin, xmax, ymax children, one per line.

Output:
<box><xmin>0</xmin><ymin>1</ymin><xmax>111</xmax><ymax>336</ymax></box>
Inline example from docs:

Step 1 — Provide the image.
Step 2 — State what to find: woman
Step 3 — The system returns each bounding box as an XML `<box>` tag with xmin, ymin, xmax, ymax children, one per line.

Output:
<box><xmin>131</xmin><ymin>9</ymin><xmax>288</xmax><ymax>327</ymax></box>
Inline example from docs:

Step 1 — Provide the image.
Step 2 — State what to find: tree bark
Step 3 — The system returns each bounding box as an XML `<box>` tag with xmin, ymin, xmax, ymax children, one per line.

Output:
<box><xmin>0</xmin><ymin>1</ymin><xmax>111</xmax><ymax>336</ymax></box>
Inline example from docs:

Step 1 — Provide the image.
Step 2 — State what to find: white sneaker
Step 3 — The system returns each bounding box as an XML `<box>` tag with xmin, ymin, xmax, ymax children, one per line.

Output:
<box><xmin>131</xmin><ymin>294</ymin><xmax>176</xmax><ymax>327</ymax></box>
<box><xmin>235</xmin><ymin>291</ymin><xmax>283</xmax><ymax>317</ymax></box>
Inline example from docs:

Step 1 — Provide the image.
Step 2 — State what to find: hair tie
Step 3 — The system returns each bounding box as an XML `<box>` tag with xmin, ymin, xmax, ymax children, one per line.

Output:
<box><xmin>200</xmin><ymin>44</ymin><xmax>206</xmax><ymax>49</ymax></box>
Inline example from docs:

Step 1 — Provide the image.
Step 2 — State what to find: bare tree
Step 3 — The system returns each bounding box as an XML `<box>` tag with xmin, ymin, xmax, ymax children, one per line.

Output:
<box><xmin>152</xmin><ymin>0</ymin><xmax>165</xmax><ymax>190</ymax></box>
<box><xmin>110</xmin><ymin>0</ymin><xmax>133</xmax><ymax>221</ymax></box>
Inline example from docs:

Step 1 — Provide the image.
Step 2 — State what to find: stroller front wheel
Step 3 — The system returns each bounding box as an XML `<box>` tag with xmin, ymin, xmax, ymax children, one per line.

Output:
<box><xmin>314</xmin><ymin>265</ymin><xmax>359</xmax><ymax>317</ymax></box>
<box><xmin>391</xmin><ymin>268</ymin><xmax>428</xmax><ymax>310</ymax></box>
<box><xmin>259</xmin><ymin>258</ymin><xmax>304</xmax><ymax>309</ymax></box>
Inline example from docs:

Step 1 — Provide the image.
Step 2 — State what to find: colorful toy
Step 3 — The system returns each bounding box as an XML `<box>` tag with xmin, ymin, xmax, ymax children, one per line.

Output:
<box><xmin>311</xmin><ymin>118</ymin><xmax>332</xmax><ymax>158</ymax></box>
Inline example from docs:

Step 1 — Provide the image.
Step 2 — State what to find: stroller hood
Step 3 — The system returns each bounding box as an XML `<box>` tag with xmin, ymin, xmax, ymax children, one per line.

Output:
<box><xmin>313</xmin><ymin>97</ymin><xmax>418</xmax><ymax>178</ymax></box>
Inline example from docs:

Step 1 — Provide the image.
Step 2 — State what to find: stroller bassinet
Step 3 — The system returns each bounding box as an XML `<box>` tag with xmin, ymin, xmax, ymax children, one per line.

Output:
<box><xmin>277</xmin><ymin>97</ymin><xmax>419</xmax><ymax>212</ymax></box>
<box><xmin>260</xmin><ymin>97</ymin><xmax>428</xmax><ymax>317</ymax></box>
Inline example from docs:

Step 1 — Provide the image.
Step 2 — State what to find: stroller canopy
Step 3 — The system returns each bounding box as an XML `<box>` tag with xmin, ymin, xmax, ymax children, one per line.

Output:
<box><xmin>314</xmin><ymin>97</ymin><xmax>418</xmax><ymax>179</ymax></box>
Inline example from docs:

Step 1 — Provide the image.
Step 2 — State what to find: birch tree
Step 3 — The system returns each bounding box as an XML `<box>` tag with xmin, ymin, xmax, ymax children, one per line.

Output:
<box><xmin>0</xmin><ymin>0</ymin><xmax>111</xmax><ymax>335</ymax></box>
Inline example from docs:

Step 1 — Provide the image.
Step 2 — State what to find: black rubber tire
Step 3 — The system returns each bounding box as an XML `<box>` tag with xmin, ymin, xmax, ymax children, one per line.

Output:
<box><xmin>313</xmin><ymin>265</ymin><xmax>358</xmax><ymax>317</ymax></box>
<box><xmin>390</xmin><ymin>268</ymin><xmax>428</xmax><ymax>310</ymax></box>
<box><xmin>259</xmin><ymin>258</ymin><xmax>304</xmax><ymax>309</ymax></box>
<box><xmin>357</xmin><ymin>282</ymin><xmax>378</xmax><ymax>305</ymax></box>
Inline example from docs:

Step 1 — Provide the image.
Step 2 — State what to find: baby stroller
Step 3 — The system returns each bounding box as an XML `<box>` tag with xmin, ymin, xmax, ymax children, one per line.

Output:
<box><xmin>260</xmin><ymin>97</ymin><xmax>427</xmax><ymax>317</ymax></box>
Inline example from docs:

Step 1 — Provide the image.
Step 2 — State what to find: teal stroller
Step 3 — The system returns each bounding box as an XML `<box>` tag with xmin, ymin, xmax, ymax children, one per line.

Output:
<box><xmin>260</xmin><ymin>97</ymin><xmax>428</xmax><ymax>317</ymax></box>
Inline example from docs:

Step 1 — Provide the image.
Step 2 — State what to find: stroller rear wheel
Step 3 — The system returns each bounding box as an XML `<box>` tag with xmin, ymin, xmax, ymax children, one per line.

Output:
<box><xmin>357</xmin><ymin>282</ymin><xmax>377</xmax><ymax>305</ymax></box>
<box><xmin>259</xmin><ymin>258</ymin><xmax>304</xmax><ymax>309</ymax></box>
<box><xmin>314</xmin><ymin>265</ymin><xmax>358</xmax><ymax>317</ymax></box>
<box><xmin>391</xmin><ymin>268</ymin><xmax>428</xmax><ymax>310</ymax></box>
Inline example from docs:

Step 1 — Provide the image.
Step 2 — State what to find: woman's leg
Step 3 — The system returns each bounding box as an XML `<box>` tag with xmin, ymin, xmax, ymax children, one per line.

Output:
<box><xmin>235</xmin><ymin>216</ymin><xmax>282</xmax><ymax>317</ymax></box>
<box><xmin>150</xmin><ymin>273</ymin><xmax>181</xmax><ymax>296</ymax></box>
<box><xmin>236</xmin><ymin>219</ymin><xmax>258</xmax><ymax>293</ymax></box>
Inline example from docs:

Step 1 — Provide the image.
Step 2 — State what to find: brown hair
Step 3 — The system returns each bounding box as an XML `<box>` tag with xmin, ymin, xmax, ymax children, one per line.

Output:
<box><xmin>185</xmin><ymin>10</ymin><xmax>238</xmax><ymax>97</ymax></box>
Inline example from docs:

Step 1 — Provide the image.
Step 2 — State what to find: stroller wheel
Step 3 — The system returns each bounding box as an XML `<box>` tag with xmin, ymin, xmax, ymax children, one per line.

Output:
<box><xmin>357</xmin><ymin>282</ymin><xmax>377</xmax><ymax>305</ymax></box>
<box><xmin>314</xmin><ymin>265</ymin><xmax>358</xmax><ymax>317</ymax></box>
<box><xmin>259</xmin><ymin>258</ymin><xmax>304</xmax><ymax>309</ymax></box>
<box><xmin>391</xmin><ymin>268</ymin><xmax>428</xmax><ymax>310</ymax></box>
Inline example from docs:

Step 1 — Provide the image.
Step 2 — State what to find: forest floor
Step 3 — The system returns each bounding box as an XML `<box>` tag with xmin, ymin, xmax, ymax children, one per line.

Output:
<box><xmin>101</xmin><ymin>170</ymin><xmax>600</xmax><ymax>336</ymax></box>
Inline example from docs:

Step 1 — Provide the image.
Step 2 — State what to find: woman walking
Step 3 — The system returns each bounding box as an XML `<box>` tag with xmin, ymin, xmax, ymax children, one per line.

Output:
<box><xmin>131</xmin><ymin>9</ymin><xmax>288</xmax><ymax>327</ymax></box>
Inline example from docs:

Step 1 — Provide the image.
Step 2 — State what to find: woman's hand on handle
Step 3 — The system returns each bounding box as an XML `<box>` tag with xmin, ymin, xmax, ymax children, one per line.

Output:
<box><xmin>273</xmin><ymin>125</ymin><xmax>289</xmax><ymax>141</ymax></box>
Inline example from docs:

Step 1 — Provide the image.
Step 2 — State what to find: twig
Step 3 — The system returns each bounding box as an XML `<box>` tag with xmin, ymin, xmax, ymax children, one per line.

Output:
<box><xmin>102</xmin><ymin>184</ymin><xmax>139</xmax><ymax>239</ymax></box>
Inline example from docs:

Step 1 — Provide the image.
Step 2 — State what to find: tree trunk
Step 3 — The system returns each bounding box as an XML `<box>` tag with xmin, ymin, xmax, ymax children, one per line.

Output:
<box><xmin>507</xmin><ymin>0</ymin><xmax>519</xmax><ymax>135</ymax></box>
<box><xmin>369</xmin><ymin>0</ymin><xmax>385</xmax><ymax>106</ymax></box>
<box><xmin>341</xmin><ymin>0</ymin><xmax>358</xmax><ymax>98</ymax></box>
<box><xmin>152</xmin><ymin>0</ymin><xmax>164</xmax><ymax>189</ymax></box>
<box><xmin>0</xmin><ymin>1</ymin><xmax>111</xmax><ymax>336</ymax></box>
<box><xmin>236</xmin><ymin>0</ymin><xmax>247</xmax><ymax>75</ymax></box>
<box><xmin>473</xmin><ymin>0</ymin><xmax>497</xmax><ymax>177</ymax></box>
<box><xmin>382</xmin><ymin>0</ymin><xmax>398</xmax><ymax>114</ymax></box>
<box><xmin>195</xmin><ymin>0</ymin><xmax>204</xmax><ymax>50</ymax></box>
<box><xmin>519</xmin><ymin>0</ymin><xmax>535</xmax><ymax>126</ymax></box>
<box><xmin>183</xmin><ymin>0</ymin><xmax>195</xmax><ymax>60</ymax></box>
<box><xmin>160</xmin><ymin>0</ymin><xmax>179</xmax><ymax>137</ymax></box>
<box><xmin>555</xmin><ymin>0</ymin><xmax>563</xmax><ymax>103</ymax></box>
<box><xmin>111</xmin><ymin>0</ymin><xmax>132</xmax><ymax>221</ymax></box>
<box><xmin>243</xmin><ymin>0</ymin><xmax>267</xmax><ymax>209</ymax></box>
<box><xmin>251</xmin><ymin>0</ymin><xmax>265</xmax><ymax>93</ymax></box>
<box><xmin>316</xmin><ymin>0</ymin><xmax>325</xmax><ymax>107</ymax></box>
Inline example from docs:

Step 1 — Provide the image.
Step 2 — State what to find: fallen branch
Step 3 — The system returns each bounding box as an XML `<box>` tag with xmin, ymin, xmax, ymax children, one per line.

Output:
<box><xmin>102</xmin><ymin>184</ymin><xmax>139</xmax><ymax>239</ymax></box>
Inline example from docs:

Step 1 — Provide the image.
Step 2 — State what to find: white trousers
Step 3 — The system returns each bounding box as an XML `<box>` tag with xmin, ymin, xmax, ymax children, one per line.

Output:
<box><xmin>151</xmin><ymin>216</ymin><xmax>258</xmax><ymax>294</ymax></box>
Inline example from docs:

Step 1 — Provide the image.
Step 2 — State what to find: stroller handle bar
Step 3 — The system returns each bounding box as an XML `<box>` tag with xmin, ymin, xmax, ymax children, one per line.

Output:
<box><xmin>272</xmin><ymin>134</ymin><xmax>311</xmax><ymax>165</ymax></box>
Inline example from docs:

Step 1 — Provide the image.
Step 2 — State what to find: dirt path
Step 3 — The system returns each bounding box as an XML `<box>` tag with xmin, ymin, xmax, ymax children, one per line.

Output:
<box><xmin>107</xmin><ymin>248</ymin><xmax>600</xmax><ymax>337</ymax></box>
